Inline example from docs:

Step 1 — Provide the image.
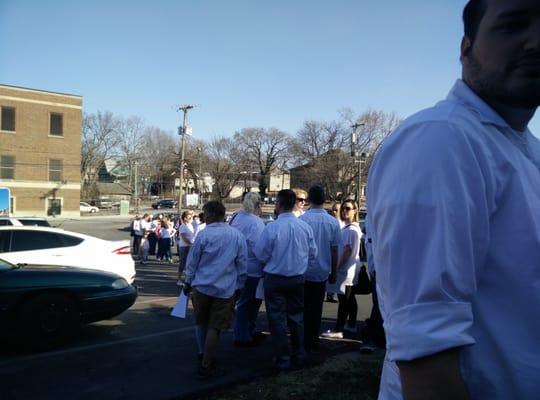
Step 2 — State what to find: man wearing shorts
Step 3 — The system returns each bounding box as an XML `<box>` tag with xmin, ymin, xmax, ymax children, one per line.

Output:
<box><xmin>183</xmin><ymin>201</ymin><xmax>247</xmax><ymax>378</ymax></box>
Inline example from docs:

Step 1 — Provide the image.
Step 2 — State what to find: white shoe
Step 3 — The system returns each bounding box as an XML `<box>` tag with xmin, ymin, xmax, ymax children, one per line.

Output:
<box><xmin>176</xmin><ymin>280</ymin><xmax>184</xmax><ymax>286</ymax></box>
<box><xmin>320</xmin><ymin>330</ymin><xmax>343</xmax><ymax>339</ymax></box>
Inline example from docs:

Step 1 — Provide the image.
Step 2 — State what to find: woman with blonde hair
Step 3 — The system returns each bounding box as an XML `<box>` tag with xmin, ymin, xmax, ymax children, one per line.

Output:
<box><xmin>292</xmin><ymin>188</ymin><xmax>308</xmax><ymax>217</ymax></box>
<box><xmin>321</xmin><ymin>199</ymin><xmax>362</xmax><ymax>338</ymax></box>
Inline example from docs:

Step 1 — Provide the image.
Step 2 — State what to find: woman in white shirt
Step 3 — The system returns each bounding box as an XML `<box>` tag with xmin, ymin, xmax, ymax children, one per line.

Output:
<box><xmin>177</xmin><ymin>210</ymin><xmax>195</xmax><ymax>282</ymax></box>
<box><xmin>322</xmin><ymin>200</ymin><xmax>362</xmax><ymax>338</ymax></box>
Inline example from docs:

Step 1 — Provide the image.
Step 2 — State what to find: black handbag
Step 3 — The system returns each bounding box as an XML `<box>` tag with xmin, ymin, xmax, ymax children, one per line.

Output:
<box><xmin>353</xmin><ymin>264</ymin><xmax>372</xmax><ymax>295</ymax></box>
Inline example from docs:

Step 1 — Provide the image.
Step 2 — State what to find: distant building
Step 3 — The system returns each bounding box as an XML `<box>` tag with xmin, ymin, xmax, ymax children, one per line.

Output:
<box><xmin>268</xmin><ymin>170</ymin><xmax>290</xmax><ymax>192</ymax></box>
<box><xmin>0</xmin><ymin>84</ymin><xmax>82</xmax><ymax>217</ymax></box>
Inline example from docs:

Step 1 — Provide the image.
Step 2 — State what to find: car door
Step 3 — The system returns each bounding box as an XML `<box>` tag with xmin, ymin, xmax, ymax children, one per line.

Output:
<box><xmin>0</xmin><ymin>230</ymin><xmax>82</xmax><ymax>266</ymax></box>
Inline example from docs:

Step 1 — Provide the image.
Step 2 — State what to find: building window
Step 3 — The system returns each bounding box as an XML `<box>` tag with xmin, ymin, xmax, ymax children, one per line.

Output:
<box><xmin>49</xmin><ymin>159</ymin><xmax>63</xmax><ymax>181</ymax></box>
<box><xmin>1</xmin><ymin>107</ymin><xmax>15</xmax><ymax>132</ymax></box>
<box><xmin>47</xmin><ymin>198</ymin><xmax>62</xmax><ymax>216</ymax></box>
<box><xmin>0</xmin><ymin>155</ymin><xmax>15</xmax><ymax>179</ymax></box>
<box><xmin>50</xmin><ymin>112</ymin><xmax>63</xmax><ymax>136</ymax></box>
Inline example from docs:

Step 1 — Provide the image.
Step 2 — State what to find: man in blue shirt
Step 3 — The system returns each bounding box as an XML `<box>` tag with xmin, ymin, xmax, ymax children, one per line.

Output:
<box><xmin>183</xmin><ymin>201</ymin><xmax>247</xmax><ymax>378</ymax></box>
<box><xmin>367</xmin><ymin>1</ymin><xmax>540</xmax><ymax>399</ymax></box>
<box><xmin>253</xmin><ymin>189</ymin><xmax>317</xmax><ymax>370</ymax></box>
<box><xmin>299</xmin><ymin>185</ymin><xmax>341</xmax><ymax>352</ymax></box>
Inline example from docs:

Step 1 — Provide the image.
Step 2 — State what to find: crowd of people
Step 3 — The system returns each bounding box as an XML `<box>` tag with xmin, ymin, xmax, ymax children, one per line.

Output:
<box><xmin>129</xmin><ymin>186</ymin><xmax>381</xmax><ymax>378</ymax></box>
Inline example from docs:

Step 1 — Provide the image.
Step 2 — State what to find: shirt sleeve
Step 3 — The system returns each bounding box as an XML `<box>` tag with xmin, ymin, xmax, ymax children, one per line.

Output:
<box><xmin>184</xmin><ymin>235</ymin><xmax>203</xmax><ymax>285</ymax></box>
<box><xmin>235</xmin><ymin>233</ymin><xmax>248</xmax><ymax>289</ymax></box>
<box><xmin>367</xmin><ymin>121</ymin><xmax>491</xmax><ymax>362</ymax></box>
<box><xmin>253</xmin><ymin>225</ymin><xmax>272</xmax><ymax>263</ymax></box>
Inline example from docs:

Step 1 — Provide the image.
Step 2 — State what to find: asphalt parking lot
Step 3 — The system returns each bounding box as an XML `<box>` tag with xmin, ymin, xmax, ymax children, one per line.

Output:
<box><xmin>0</xmin><ymin>215</ymin><xmax>373</xmax><ymax>400</ymax></box>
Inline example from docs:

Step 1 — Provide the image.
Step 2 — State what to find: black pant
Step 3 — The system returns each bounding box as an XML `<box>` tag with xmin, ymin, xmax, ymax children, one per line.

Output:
<box><xmin>336</xmin><ymin>285</ymin><xmax>357</xmax><ymax>331</ymax></box>
<box><xmin>364</xmin><ymin>273</ymin><xmax>386</xmax><ymax>347</ymax></box>
<box><xmin>148</xmin><ymin>232</ymin><xmax>158</xmax><ymax>255</ymax></box>
<box><xmin>132</xmin><ymin>235</ymin><xmax>142</xmax><ymax>255</ymax></box>
<box><xmin>264</xmin><ymin>273</ymin><xmax>305</xmax><ymax>367</ymax></box>
<box><xmin>303</xmin><ymin>280</ymin><xmax>326</xmax><ymax>351</ymax></box>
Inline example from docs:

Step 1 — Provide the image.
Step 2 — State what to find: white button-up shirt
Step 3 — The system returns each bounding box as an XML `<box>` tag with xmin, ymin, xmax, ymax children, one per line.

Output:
<box><xmin>253</xmin><ymin>212</ymin><xmax>317</xmax><ymax>277</ymax></box>
<box><xmin>299</xmin><ymin>208</ymin><xmax>342</xmax><ymax>282</ymax></box>
<box><xmin>367</xmin><ymin>80</ymin><xmax>540</xmax><ymax>400</ymax></box>
<box><xmin>185</xmin><ymin>222</ymin><xmax>247</xmax><ymax>299</ymax></box>
<box><xmin>229</xmin><ymin>210</ymin><xmax>266</xmax><ymax>277</ymax></box>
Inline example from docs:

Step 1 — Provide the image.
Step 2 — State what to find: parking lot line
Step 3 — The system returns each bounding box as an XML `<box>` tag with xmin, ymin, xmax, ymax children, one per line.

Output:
<box><xmin>0</xmin><ymin>326</ymin><xmax>195</xmax><ymax>366</ymax></box>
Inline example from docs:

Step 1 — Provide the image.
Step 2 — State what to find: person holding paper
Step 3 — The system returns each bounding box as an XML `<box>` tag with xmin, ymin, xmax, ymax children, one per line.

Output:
<box><xmin>183</xmin><ymin>201</ymin><xmax>247</xmax><ymax>379</ymax></box>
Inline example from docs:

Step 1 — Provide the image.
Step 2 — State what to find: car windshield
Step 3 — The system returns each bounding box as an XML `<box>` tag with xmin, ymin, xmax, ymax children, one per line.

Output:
<box><xmin>0</xmin><ymin>258</ymin><xmax>15</xmax><ymax>271</ymax></box>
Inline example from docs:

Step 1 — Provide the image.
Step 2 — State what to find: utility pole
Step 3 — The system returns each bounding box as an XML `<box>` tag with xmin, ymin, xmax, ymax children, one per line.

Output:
<box><xmin>351</xmin><ymin>122</ymin><xmax>366</xmax><ymax>205</ymax></box>
<box><xmin>177</xmin><ymin>104</ymin><xmax>194</xmax><ymax>215</ymax></box>
<box><xmin>134</xmin><ymin>160</ymin><xmax>139</xmax><ymax>214</ymax></box>
<box><xmin>196</xmin><ymin>146</ymin><xmax>203</xmax><ymax>209</ymax></box>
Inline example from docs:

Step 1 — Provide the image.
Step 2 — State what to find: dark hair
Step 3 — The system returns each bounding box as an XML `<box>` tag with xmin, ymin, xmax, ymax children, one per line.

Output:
<box><xmin>277</xmin><ymin>189</ymin><xmax>296</xmax><ymax>211</ymax></box>
<box><xmin>307</xmin><ymin>185</ymin><xmax>325</xmax><ymax>206</ymax></box>
<box><xmin>463</xmin><ymin>0</ymin><xmax>486</xmax><ymax>43</ymax></box>
<box><xmin>203</xmin><ymin>200</ymin><xmax>226</xmax><ymax>221</ymax></box>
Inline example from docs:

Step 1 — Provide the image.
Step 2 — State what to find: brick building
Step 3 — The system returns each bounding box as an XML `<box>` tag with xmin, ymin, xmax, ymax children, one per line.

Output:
<box><xmin>0</xmin><ymin>84</ymin><xmax>82</xmax><ymax>217</ymax></box>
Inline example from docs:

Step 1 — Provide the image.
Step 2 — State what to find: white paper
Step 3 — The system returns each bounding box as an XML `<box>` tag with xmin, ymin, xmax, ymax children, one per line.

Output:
<box><xmin>170</xmin><ymin>291</ymin><xmax>188</xmax><ymax>318</ymax></box>
<box><xmin>255</xmin><ymin>277</ymin><xmax>264</xmax><ymax>300</ymax></box>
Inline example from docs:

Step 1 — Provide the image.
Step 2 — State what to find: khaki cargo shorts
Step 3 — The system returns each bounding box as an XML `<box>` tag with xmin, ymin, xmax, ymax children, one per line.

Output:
<box><xmin>192</xmin><ymin>289</ymin><xmax>235</xmax><ymax>330</ymax></box>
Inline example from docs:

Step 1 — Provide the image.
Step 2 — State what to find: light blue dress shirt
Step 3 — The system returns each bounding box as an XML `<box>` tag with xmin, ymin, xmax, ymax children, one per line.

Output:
<box><xmin>367</xmin><ymin>80</ymin><xmax>540</xmax><ymax>400</ymax></box>
<box><xmin>253</xmin><ymin>212</ymin><xmax>317</xmax><ymax>277</ymax></box>
<box><xmin>299</xmin><ymin>208</ymin><xmax>342</xmax><ymax>282</ymax></box>
<box><xmin>185</xmin><ymin>222</ymin><xmax>247</xmax><ymax>299</ymax></box>
<box><xmin>229</xmin><ymin>210</ymin><xmax>266</xmax><ymax>277</ymax></box>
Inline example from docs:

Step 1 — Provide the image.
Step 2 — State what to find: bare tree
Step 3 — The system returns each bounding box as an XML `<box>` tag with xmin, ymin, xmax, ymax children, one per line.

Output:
<box><xmin>81</xmin><ymin>111</ymin><xmax>121</xmax><ymax>198</ymax></box>
<box><xmin>206</xmin><ymin>136</ymin><xmax>243</xmax><ymax>200</ymax></box>
<box><xmin>234</xmin><ymin>127</ymin><xmax>291</xmax><ymax>197</ymax></box>
<box><xmin>116</xmin><ymin>116</ymin><xmax>147</xmax><ymax>189</ymax></box>
<box><xmin>138</xmin><ymin>127</ymin><xmax>178</xmax><ymax>196</ymax></box>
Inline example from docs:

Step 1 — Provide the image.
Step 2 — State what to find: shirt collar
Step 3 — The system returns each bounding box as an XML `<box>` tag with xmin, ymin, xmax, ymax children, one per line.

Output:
<box><xmin>277</xmin><ymin>212</ymin><xmax>295</xmax><ymax>219</ymax></box>
<box><xmin>446</xmin><ymin>79</ymin><xmax>513</xmax><ymax>130</ymax></box>
<box><xmin>306</xmin><ymin>208</ymin><xmax>328</xmax><ymax>214</ymax></box>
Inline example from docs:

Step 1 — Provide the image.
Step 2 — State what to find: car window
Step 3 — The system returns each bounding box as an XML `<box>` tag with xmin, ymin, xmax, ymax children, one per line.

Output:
<box><xmin>0</xmin><ymin>231</ymin><xmax>11</xmax><ymax>252</ymax></box>
<box><xmin>10</xmin><ymin>230</ymin><xmax>82</xmax><ymax>252</ymax></box>
<box><xmin>19</xmin><ymin>219</ymin><xmax>51</xmax><ymax>227</ymax></box>
<box><xmin>0</xmin><ymin>220</ymin><xmax>13</xmax><ymax>226</ymax></box>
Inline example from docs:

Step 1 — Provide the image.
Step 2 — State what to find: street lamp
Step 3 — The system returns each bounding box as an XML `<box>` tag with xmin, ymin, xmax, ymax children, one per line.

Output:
<box><xmin>351</xmin><ymin>122</ymin><xmax>367</xmax><ymax>204</ymax></box>
<box><xmin>196</xmin><ymin>146</ymin><xmax>203</xmax><ymax>208</ymax></box>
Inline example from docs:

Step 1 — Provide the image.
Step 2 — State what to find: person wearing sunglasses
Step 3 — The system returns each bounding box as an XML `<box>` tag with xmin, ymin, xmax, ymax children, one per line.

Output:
<box><xmin>321</xmin><ymin>200</ymin><xmax>362</xmax><ymax>339</ymax></box>
<box><xmin>292</xmin><ymin>188</ymin><xmax>308</xmax><ymax>217</ymax></box>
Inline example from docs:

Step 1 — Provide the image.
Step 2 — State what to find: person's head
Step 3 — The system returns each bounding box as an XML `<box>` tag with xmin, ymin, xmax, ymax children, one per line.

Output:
<box><xmin>340</xmin><ymin>199</ymin><xmax>358</xmax><ymax>223</ymax></box>
<box><xmin>307</xmin><ymin>185</ymin><xmax>325</xmax><ymax>207</ymax></box>
<box><xmin>242</xmin><ymin>192</ymin><xmax>262</xmax><ymax>215</ymax></box>
<box><xmin>181</xmin><ymin>210</ymin><xmax>193</xmax><ymax>224</ymax></box>
<box><xmin>461</xmin><ymin>0</ymin><xmax>540</xmax><ymax>110</ymax></box>
<box><xmin>202</xmin><ymin>201</ymin><xmax>226</xmax><ymax>224</ymax></box>
<box><xmin>276</xmin><ymin>189</ymin><xmax>296</xmax><ymax>214</ymax></box>
<box><xmin>292</xmin><ymin>188</ymin><xmax>308</xmax><ymax>212</ymax></box>
<box><xmin>331</xmin><ymin>202</ymin><xmax>341</xmax><ymax>220</ymax></box>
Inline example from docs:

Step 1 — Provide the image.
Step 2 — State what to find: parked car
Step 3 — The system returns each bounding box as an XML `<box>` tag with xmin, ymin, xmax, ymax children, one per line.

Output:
<box><xmin>151</xmin><ymin>199</ymin><xmax>177</xmax><ymax>209</ymax></box>
<box><xmin>0</xmin><ymin>257</ymin><xmax>137</xmax><ymax>350</ymax></box>
<box><xmin>0</xmin><ymin>217</ymin><xmax>51</xmax><ymax>227</ymax></box>
<box><xmin>260</xmin><ymin>211</ymin><xmax>275</xmax><ymax>224</ymax></box>
<box><xmin>0</xmin><ymin>226</ymin><xmax>136</xmax><ymax>284</ymax></box>
<box><xmin>80</xmin><ymin>202</ymin><xmax>99</xmax><ymax>213</ymax></box>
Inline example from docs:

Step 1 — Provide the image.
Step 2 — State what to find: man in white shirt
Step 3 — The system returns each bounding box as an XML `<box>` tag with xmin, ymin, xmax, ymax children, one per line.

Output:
<box><xmin>299</xmin><ymin>185</ymin><xmax>341</xmax><ymax>352</ymax></box>
<box><xmin>183</xmin><ymin>201</ymin><xmax>247</xmax><ymax>378</ymax></box>
<box><xmin>253</xmin><ymin>189</ymin><xmax>317</xmax><ymax>370</ymax></box>
<box><xmin>367</xmin><ymin>1</ymin><xmax>540</xmax><ymax>399</ymax></box>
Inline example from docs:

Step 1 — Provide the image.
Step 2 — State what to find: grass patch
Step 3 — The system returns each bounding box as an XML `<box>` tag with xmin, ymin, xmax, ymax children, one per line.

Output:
<box><xmin>191</xmin><ymin>352</ymin><xmax>383</xmax><ymax>400</ymax></box>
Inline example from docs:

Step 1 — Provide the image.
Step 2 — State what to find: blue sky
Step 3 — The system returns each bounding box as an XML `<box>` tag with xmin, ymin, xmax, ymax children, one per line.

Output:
<box><xmin>1</xmin><ymin>0</ymin><xmax>539</xmax><ymax>139</ymax></box>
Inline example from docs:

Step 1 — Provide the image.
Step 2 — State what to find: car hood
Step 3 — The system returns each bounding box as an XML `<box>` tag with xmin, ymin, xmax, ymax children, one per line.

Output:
<box><xmin>0</xmin><ymin>264</ymin><xmax>123</xmax><ymax>290</ymax></box>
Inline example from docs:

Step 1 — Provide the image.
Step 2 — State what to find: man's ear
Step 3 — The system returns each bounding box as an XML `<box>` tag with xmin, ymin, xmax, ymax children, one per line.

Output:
<box><xmin>460</xmin><ymin>36</ymin><xmax>472</xmax><ymax>61</ymax></box>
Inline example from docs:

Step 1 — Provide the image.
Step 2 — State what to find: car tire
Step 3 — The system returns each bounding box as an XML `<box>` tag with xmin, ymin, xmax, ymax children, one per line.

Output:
<box><xmin>17</xmin><ymin>292</ymin><xmax>80</xmax><ymax>351</ymax></box>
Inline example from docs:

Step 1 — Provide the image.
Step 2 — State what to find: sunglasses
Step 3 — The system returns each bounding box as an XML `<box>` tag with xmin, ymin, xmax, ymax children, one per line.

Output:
<box><xmin>297</xmin><ymin>198</ymin><xmax>306</xmax><ymax>203</ymax></box>
<box><xmin>342</xmin><ymin>206</ymin><xmax>355</xmax><ymax>211</ymax></box>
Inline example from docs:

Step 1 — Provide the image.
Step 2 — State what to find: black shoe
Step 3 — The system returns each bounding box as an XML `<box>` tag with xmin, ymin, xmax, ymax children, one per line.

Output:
<box><xmin>196</xmin><ymin>364</ymin><xmax>224</xmax><ymax>379</ymax></box>
<box><xmin>234</xmin><ymin>340</ymin><xmax>263</xmax><ymax>348</ymax></box>
<box><xmin>326</xmin><ymin>296</ymin><xmax>338</xmax><ymax>303</ymax></box>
